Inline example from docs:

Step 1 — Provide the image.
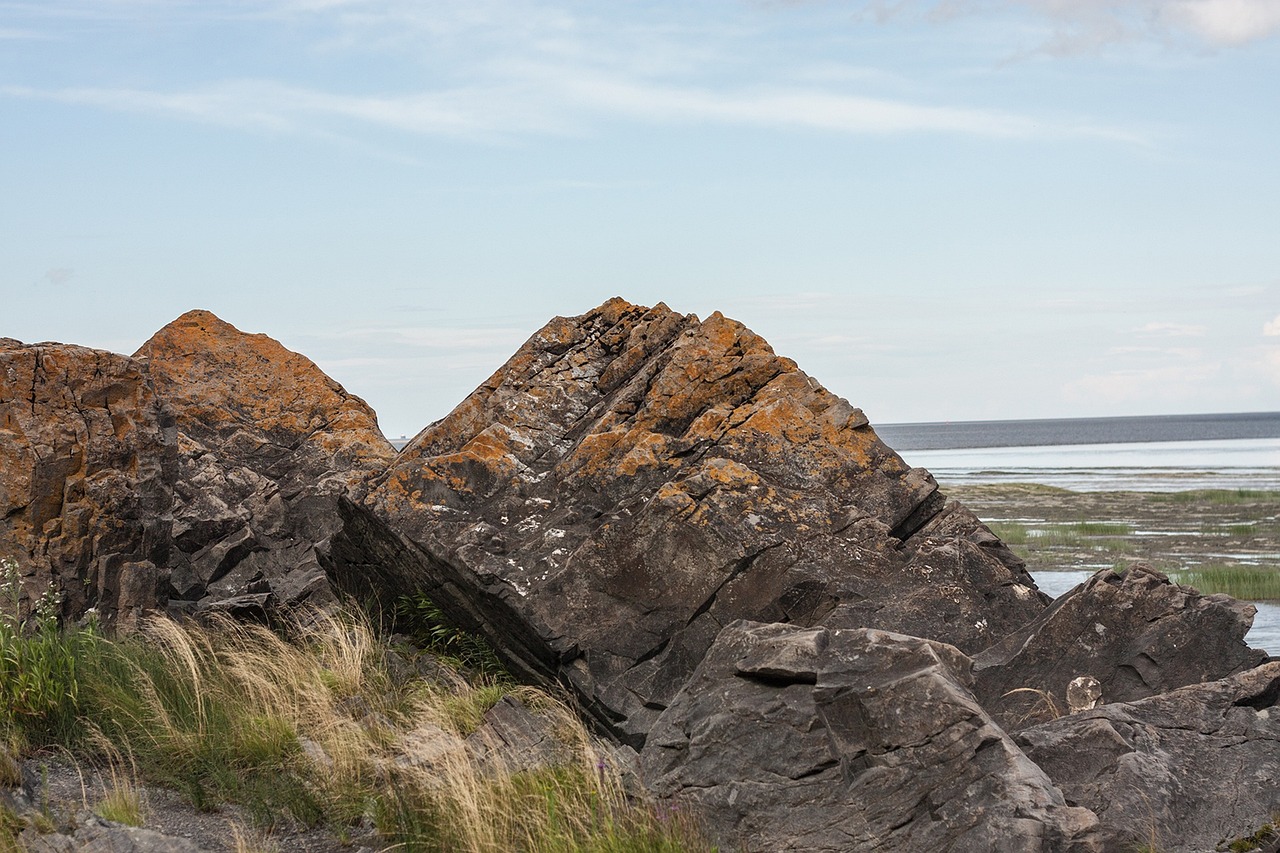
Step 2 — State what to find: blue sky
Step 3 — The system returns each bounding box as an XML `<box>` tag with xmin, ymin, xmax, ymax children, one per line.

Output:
<box><xmin>3</xmin><ymin>0</ymin><xmax>1279</xmax><ymax>437</ymax></box>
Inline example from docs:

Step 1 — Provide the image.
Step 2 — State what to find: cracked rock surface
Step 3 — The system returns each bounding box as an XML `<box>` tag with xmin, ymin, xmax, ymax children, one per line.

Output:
<box><xmin>135</xmin><ymin>310</ymin><xmax>398</xmax><ymax>611</ymax></box>
<box><xmin>0</xmin><ymin>338</ymin><xmax>174</xmax><ymax>626</ymax></box>
<box><xmin>973</xmin><ymin>564</ymin><xmax>1267</xmax><ymax>730</ymax></box>
<box><xmin>368</xmin><ymin>297</ymin><xmax>1047</xmax><ymax>745</ymax></box>
<box><xmin>639</xmin><ymin>620</ymin><xmax>1102</xmax><ymax>852</ymax></box>
<box><xmin>1017</xmin><ymin>661</ymin><xmax>1280</xmax><ymax>852</ymax></box>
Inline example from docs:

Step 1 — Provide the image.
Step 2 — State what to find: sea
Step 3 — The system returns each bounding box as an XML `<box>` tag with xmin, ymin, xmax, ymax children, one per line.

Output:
<box><xmin>878</xmin><ymin>411</ymin><xmax>1280</xmax><ymax>654</ymax></box>
<box><xmin>879</xmin><ymin>411</ymin><xmax>1280</xmax><ymax>492</ymax></box>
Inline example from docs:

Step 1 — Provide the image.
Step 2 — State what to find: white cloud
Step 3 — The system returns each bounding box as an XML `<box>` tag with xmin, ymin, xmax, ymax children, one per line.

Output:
<box><xmin>1062</xmin><ymin>362</ymin><xmax>1220</xmax><ymax>404</ymax></box>
<box><xmin>1134</xmin><ymin>321</ymin><xmax>1207</xmax><ymax>336</ymax></box>
<box><xmin>861</xmin><ymin>0</ymin><xmax>1280</xmax><ymax>50</ymax></box>
<box><xmin>1264</xmin><ymin>313</ymin><xmax>1280</xmax><ymax>336</ymax></box>
<box><xmin>2</xmin><ymin>71</ymin><xmax>1135</xmax><ymax>143</ymax></box>
<box><xmin>1163</xmin><ymin>0</ymin><xmax>1280</xmax><ymax>45</ymax></box>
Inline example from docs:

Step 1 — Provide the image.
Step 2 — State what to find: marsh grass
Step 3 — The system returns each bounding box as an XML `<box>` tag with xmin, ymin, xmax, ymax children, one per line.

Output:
<box><xmin>1170</xmin><ymin>565</ymin><xmax>1280</xmax><ymax>601</ymax></box>
<box><xmin>0</xmin><ymin>603</ymin><xmax>714</xmax><ymax>851</ymax></box>
<box><xmin>988</xmin><ymin>521</ymin><xmax>1134</xmax><ymax>549</ymax></box>
<box><xmin>1152</xmin><ymin>489</ymin><xmax>1280</xmax><ymax>505</ymax></box>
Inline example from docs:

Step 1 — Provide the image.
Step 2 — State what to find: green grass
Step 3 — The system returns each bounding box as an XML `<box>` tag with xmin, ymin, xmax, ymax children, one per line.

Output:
<box><xmin>988</xmin><ymin>520</ymin><xmax>1134</xmax><ymax>549</ymax></box>
<box><xmin>0</xmin><ymin>582</ymin><xmax>716</xmax><ymax>852</ymax></box>
<box><xmin>1170</xmin><ymin>565</ymin><xmax>1280</xmax><ymax>601</ymax></box>
<box><xmin>1152</xmin><ymin>489</ymin><xmax>1280</xmax><ymax>505</ymax></box>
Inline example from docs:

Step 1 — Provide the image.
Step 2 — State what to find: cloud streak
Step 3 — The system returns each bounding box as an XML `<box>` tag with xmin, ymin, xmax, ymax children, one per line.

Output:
<box><xmin>1</xmin><ymin>70</ymin><xmax>1138</xmax><ymax>144</ymax></box>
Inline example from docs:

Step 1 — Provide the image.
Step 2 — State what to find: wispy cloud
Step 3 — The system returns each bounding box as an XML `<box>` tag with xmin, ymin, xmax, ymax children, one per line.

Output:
<box><xmin>1265</xmin><ymin>313</ymin><xmax>1280</xmax><ymax>336</ymax></box>
<box><xmin>1134</xmin><ymin>321</ymin><xmax>1207</xmax><ymax>336</ymax></box>
<box><xmin>860</xmin><ymin>0</ymin><xmax>1280</xmax><ymax>51</ymax></box>
<box><xmin>0</xmin><ymin>0</ymin><xmax>1145</xmax><ymax>145</ymax></box>
<box><xmin>2</xmin><ymin>70</ymin><xmax>1136</xmax><ymax>143</ymax></box>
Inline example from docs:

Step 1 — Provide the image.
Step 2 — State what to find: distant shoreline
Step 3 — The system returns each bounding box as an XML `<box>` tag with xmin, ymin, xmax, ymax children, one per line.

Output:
<box><xmin>876</xmin><ymin>411</ymin><xmax>1280</xmax><ymax>451</ymax></box>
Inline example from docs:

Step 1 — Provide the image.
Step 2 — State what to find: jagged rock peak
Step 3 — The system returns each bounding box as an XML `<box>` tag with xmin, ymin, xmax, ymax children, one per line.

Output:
<box><xmin>369</xmin><ymin>297</ymin><xmax>1044</xmax><ymax>745</ymax></box>
<box><xmin>136</xmin><ymin>309</ymin><xmax>395</xmax><ymax>491</ymax></box>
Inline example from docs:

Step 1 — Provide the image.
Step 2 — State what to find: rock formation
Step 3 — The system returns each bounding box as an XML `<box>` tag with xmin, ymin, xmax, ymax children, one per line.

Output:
<box><xmin>0</xmin><ymin>338</ymin><xmax>174</xmax><ymax>626</ymax></box>
<box><xmin>639</xmin><ymin>620</ymin><xmax>1101</xmax><ymax>852</ymax></box>
<box><xmin>1018</xmin><ymin>661</ymin><xmax>1280</xmax><ymax>852</ymax></box>
<box><xmin>973</xmin><ymin>564</ymin><xmax>1267</xmax><ymax>729</ymax></box>
<box><xmin>134</xmin><ymin>310</ymin><xmax>397</xmax><ymax>612</ymax></box>
<box><xmin>5</xmin><ymin>299</ymin><xmax>1278</xmax><ymax>853</ymax></box>
<box><xmin>368</xmin><ymin>298</ymin><xmax>1047</xmax><ymax>744</ymax></box>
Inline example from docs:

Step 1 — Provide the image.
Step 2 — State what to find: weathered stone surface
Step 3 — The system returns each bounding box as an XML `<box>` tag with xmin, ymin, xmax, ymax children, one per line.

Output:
<box><xmin>973</xmin><ymin>564</ymin><xmax>1266</xmax><ymax>729</ymax></box>
<box><xmin>20</xmin><ymin>814</ymin><xmax>209</xmax><ymax>853</ymax></box>
<box><xmin>1017</xmin><ymin>661</ymin><xmax>1280</xmax><ymax>853</ymax></box>
<box><xmin>0</xmin><ymin>340</ymin><xmax>174</xmax><ymax>625</ymax></box>
<box><xmin>135</xmin><ymin>310</ymin><xmax>397</xmax><ymax>609</ymax></box>
<box><xmin>640</xmin><ymin>620</ymin><xmax>1101</xmax><ymax>852</ymax></box>
<box><xmin>369</xmin><ymin>298</ymin><xmax>1046</xmax><ymax>745</ymax></box>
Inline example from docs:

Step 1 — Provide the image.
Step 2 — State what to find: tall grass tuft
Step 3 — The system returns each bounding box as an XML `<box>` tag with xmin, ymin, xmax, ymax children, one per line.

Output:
<box><xmin>1170</xmin><ymin>565</ymin><xmax>1280</xmax><ymax>601</ymax></box>
<box><xmin>0</xmin><ymin>584</ymin><xmax>715</xmax><ymax>851</ymax></box>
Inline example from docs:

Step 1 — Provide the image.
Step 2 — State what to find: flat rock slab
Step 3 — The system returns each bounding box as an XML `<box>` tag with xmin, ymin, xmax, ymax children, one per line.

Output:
<box><xmin>369</xmin><ymin>298</ymin><xmax>1046</xmax><ymax>745</ymax></box>
<box><xmin>1017</xmin><ymin>661</ymin><xmax>1280</xmax><ymax>852</ymax></box>
<box><xmin>973</xmin><ymin>564</ymin><xmax>1267</xmax><ymax>729</ymax></box>
<box><xmin>639</xmin><ymin>620</ymin><xmax>1101</xmax><ymax>852</ymax></box>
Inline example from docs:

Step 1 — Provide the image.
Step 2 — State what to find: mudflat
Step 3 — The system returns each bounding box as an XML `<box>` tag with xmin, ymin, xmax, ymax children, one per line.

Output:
<box><xmin>949</xmin><ymin>483</ymin><xmax>1280</xmax><ymax>577</ymax></box>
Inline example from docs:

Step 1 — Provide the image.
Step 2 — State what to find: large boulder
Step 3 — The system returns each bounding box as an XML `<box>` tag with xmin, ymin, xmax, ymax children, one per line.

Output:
<box><xmin>368</xmin><ymin>298</ymin><xmax>1047</xmax><ymax>744</ymax></box>
<box><xmin>639</xmin><ymin>620</ymin><xmax>1101</xmax><ymax>852</ymax></box>
<box><xmin>134</xmin><ymin>310</ymin><xmax>397</xmax><ymax>611</ymax></box>
<box><xmin>1017</xmin><ymin>661</ymin><xmax>1280</xmax><ymax>852</ymax></box>
<box><xmin>972</xmin><ymin>565</ymin><xmax>1267</xmax><ymax>729</ymax></box>
<box><xmin>0</xmin><ymin>338</ymin><xmax>174</xmax><ymax>626</ymax></box>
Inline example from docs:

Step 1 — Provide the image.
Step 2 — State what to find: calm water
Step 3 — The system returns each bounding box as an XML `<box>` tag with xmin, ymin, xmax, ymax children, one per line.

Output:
<box><xmin>880</xmin><ymin>412</ymin><xmax>1280</xmax><ymax>492</ymax></box>
<box><xmin>1032</xmin><ymin>570</ymin><xmax>1280</xmax><ymax>657</ymax></box>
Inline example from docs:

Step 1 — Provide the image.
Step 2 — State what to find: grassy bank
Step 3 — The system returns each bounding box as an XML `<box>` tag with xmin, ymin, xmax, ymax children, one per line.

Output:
<box><xmin>0</xmin><ymin>560</ymin><xmax>713</xmax><ymax>852</ymax></box>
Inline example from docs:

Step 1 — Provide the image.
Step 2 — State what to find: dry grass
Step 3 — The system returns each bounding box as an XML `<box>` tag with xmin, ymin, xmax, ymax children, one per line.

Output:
<box><xmin>2</xmin><ymin>606</ymin><xmax>714</xmax><ymax>851</ymax></box>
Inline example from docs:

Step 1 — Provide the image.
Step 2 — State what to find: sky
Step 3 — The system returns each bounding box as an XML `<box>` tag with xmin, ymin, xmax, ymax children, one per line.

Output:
<box><xmin>3</xmin><ymin>0</ymin><xmax>1279</xmax><ymax>438</ymax></box>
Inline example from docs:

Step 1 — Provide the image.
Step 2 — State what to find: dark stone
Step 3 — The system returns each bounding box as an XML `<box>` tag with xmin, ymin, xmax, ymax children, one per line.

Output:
<box><xmin>368</xmin><ymin>298</ymin><xmax>1047</xmax><ymax>745</ymax></box>
<box><xmin>1017</xmin><ymin>661</ymin><xmax>1280</xmax><ymax>853</ymax></box>
<box><xmin>639</xmin><ymin>620</ymin><xmax>1101</xmax><ymax>852</ymax></box>
<box><xmin>973</xmin><ymin>564</ymin><xmax>1267</xmax><ymax>729</ymax></box>
<box><xmin>134</xmin><ymin>310</ymin><xmax>398</xmax><ymax>610</ymax></box>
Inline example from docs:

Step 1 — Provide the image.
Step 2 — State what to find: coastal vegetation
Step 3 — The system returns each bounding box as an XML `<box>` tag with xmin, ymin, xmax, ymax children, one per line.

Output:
<box><xmin>955</xmin><ymin>485</ymin><xmax>1280</xmax><ymax>599</ymax></box>
<box><xmin>0</xmin><ymin>559</ymin><xmax>714</xmax><ymax>852</ymax></box>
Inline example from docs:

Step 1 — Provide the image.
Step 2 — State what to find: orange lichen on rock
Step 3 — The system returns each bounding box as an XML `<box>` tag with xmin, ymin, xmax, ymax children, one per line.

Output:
<box><xmin>136</xmin><ymin>310</ymin><xmax>395</xmax><ymax>492</ymax></box>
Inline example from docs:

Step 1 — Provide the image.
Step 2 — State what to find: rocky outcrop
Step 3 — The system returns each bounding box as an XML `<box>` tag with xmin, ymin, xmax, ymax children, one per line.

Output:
<box><xmin>0</xmin><ymin>339</ymin><xmax>174</xmax><ymax>626</ymax></box>
<box><xmin>1017</xmin><ymin>661</ymin><xmax>1280</xmax><ymax>852</ymax></box>
<box><xmin>972</xmin><ymin>565</ymin><xmax>1267</xmax><ymax>729</ymax></box>
<box><xmin>639</xmin><ymin>620</ymin><xmax>1101</xmax><ymax>852</ymax></box>
<box><xmin>135</xmin><ymin>310</ymin><xmax>397</xmax><ymax>611</ymax></box>
<box><xmin>368</xmin><ymin>298</ymin><xmax>1047</xmax><ymax>745</ymax></box>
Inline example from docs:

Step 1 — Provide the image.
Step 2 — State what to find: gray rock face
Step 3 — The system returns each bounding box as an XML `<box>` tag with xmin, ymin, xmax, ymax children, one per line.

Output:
<box><xmin>1017</xmin><ymin>661</ymin><xmax>1280</xmax><ymax>853</ymax></box>
<box><xmin>639</xmin><ymin>620</ymin><xmax>1101</xmax><ymax>852</ymax></box>
<box><xmin>134</xmin><ymin>310</ymin><xmax>398</xmax><ymax>611</ymax></box>
<box><xmin>0</xmin><ymin>340</ymin><xmax>174</xmax><ymax>626</ymax></box>
<box><xmin>19</xmin><ymin>814</ymin><xmax>208</xmax><ymax>853</ymax></box>
<box><xmin>972</xmin><ymin>565</ymin><xmax>1267</xmax><ymax>729</ymax></box>
<box><xmin>369</xmin><ymin>298</ymin><xmax>1047</xmax><ymax>745</ymax></box>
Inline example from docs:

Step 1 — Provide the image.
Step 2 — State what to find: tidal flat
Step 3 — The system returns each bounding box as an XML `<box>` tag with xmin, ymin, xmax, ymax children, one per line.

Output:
<box><xmin>950</xmin><ymin>483</ymin><xmax>1280</xmax><ymax>596</ymax></box>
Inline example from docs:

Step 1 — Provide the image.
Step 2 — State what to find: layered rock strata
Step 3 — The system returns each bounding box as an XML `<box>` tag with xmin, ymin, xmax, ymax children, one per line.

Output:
<box><xmin>639</xmin><ymin>620</ymin><xmax>1102</xmax><ymax>852</ymax></box>
<box><xmin>134</xmin><ymin>310</ymin><xmax>397</xmax><ymax>611</ymax></box>
<box><xmin>369</xmin><ymin>298</ymin><xmax>1047</xmax><ymax>744</ymax></box>
<box><xmin>0</xmin><ymin>338</ymin><xmax>174</xmax><ymax>626</ymax></box>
